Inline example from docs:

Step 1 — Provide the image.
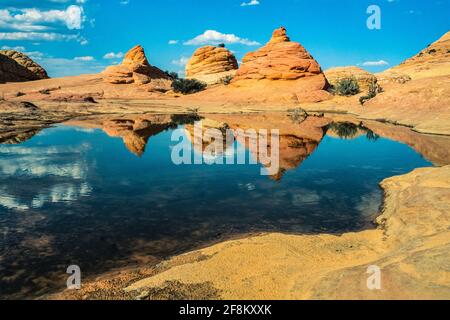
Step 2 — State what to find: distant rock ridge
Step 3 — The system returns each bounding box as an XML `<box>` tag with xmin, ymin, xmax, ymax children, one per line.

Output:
<box><xmin>186</xmin><ymin>45</ymin><xmax>238</xmax><ymax>85</ymax></box>
<box><xmin>0</xmin><ymin>50</ymin><xmax>49</xmax><ymax>83</ymax></box>
<box><xmin>102</xmin><ymin>45</ymin><xmax>170</xmax><ymax>86</ymax></box>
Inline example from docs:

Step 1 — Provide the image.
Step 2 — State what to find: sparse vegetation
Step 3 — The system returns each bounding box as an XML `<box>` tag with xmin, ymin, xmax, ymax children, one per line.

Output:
<box><xmin>220</xmin><ymin>75</ymin><xmax>233</xmax><ymax>85</ymax></box>
<box><xmin>165</xmin><ymin>71</ymin><xmax>179</xmax><ymax>80</ymax></box>
<box><xmin>366</xmin><ymin>130</ymin><xmax>380</xmax><ymax>141</ymax></box>
<box><xmin>287</xmin><ymin>108</ymin><xmax>309</xmax><ymax>124</ymax></box>
<box><xmin>359</xmin><ymin>79</ymin><xmax>383</xmax><ymax>105</ymax></box>
<box><xmin>333</xmin><ymin>77</ymin><xmax>360</xmax><ymax>96</ymax></box>
<box><xmin>329</xmin><ymin>122</ymin><xmax>359</xmax><ymax>139</ymax></box>
<box><xmin>170</xmin><ymin>107</ymin><xmax>202</xmax><ymax>125</ymax></box>
<box><xmin>329</xmin><ymin>122</ymin><xmax>380</xmax><ymax>141</ymax></box>
<box><xmin>171</xmin><ymin>78</ymin><xmax>207</xmax><ymax>95</ymax></box>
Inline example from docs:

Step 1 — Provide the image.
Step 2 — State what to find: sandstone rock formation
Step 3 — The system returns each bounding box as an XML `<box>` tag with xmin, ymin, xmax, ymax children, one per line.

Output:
<box><xmin>0</xmin><ymin>50</ymin><xmax>49</xmax><ymax>83</ymax></box>
<box><xmin>186</xmin><ymin>46</ymin><xmax>238</xmax><ymax>85</ymax></box>
<box><xmin>233</xmin><ymin>27</ymin><xmax>325</xmax><ymax>82</ymax></box>
<box><xmin>222</xmin><ymin>27</ymin><xmax>331</xmax><ymax>103</ymax></box>
<box><xmin>181</xmin><ymin>27</ymin><xmax>331</xmax><ymax>105</ymax></box>
<box><xmin>325</xmin><ymin>66</ymin><xmax>377</xmax><ymax>91</ymax></box>
<box><xmin>379</xmin><ymin>31</ymin><xmax>450</xmax><ymax>80</ymax></box>
<box><xmin>102</xmin><ymin>45</ymin><xmax>170</xmax><ymax>88</ymax></box>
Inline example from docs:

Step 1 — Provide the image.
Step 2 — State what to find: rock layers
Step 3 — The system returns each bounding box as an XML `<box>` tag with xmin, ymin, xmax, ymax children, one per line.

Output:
<box><xmin>183</xmin><ymin>27</ymin><xmax>331</xmax><ymax>105</ymax></box>
<box><xmin>325</xmin><ymin>66</ymin><xmax>377</xmax><ymax>91</ymax></box>
<box><xmin>0</xmin><ymin>50</ymin><xmax>49</xmax><ymax>83</ymax></box>
<box><xmin>233</xmin><ymin>27</ymin><xmax>324</xmax><ymax>82</ymax></box>
<box><xmin>102</xmin><ymin>45</ymin><xmax>170</xmax><ymax>88</ymax></box>
<box><xmin>186</xmin><ymin>46</ymin><xmax>238</xmax><ymax>85</ymax></box>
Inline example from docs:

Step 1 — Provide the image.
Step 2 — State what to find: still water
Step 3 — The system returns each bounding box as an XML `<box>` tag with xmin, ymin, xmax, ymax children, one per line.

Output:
<box><xmin>0</xmin><ymin>115</ymin><xmax>433</xmax><ymax>298</ymax></box>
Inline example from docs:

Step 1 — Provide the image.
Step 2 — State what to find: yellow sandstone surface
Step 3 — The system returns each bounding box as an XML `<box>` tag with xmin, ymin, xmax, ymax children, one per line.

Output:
<box><xmin>125</xmin><ymin>166</ymin><xmax>450</xmax><ymax>299</ymax></box>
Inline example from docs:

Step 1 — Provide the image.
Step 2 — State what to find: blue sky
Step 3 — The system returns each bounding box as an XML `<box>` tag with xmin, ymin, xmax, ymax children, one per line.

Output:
<box><xmin>1</xmin><ymin>0</ymin><xmax>449</xmax><ymax>77</ymax></box>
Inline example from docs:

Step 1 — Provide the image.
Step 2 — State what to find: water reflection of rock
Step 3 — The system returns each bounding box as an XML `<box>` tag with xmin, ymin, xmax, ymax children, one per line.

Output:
<box><xmin>66</xmin><ymin>114</ymin><xmax>200</xmax><ymax>157</ymax></box>
<box><xmin>0</xmin><ymin>128</ymin><xmax>41</xmax><ymax>144</ymax></box>
<box><xmin>192</xmin><ymin>113</ymin><xmax>331</xmax><ymax>180</ymax></box>
<box><xmin>103</xmin><ymin>118</ymin><xmax>171</xmax><ymax>157</ymax></box>
<box><xmin>324</xmin><ymin>114</ymin><xmax>450</xmax><ymax>166</ymax></box>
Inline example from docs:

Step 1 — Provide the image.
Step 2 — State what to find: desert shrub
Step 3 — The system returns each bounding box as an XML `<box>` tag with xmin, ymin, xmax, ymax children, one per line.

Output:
<box><xmin>359</xmin><ymin>79</ymin><xmax>383</xmax><ymax>105</ymax></box>
<box><xmin>287</xmin><ymin>108</ymin><xmax>308</xmax><ymax>124</ymax></box>
<box><xmin>218</xmin><ymin>43</ymin><xmax>225</xmax><ymax>48</ymax></box>
<box><xmin>334</xmin><ymin>77</ymin><xmax>360</xmax><ymax>96</ymax></box>
<box><xmin>171</xmin><ymin>78</ymin><xmax>207</xmax><ymax>95</ymax></box>
<box><xmin>165</xmin><ymin>71</ymin><xmax>179</xmax><ymax>80</ymax></box>
<box><xmin>220</xmin><ymin>75</ymin><xmax>233</xmax><ymax>85</ymax></box>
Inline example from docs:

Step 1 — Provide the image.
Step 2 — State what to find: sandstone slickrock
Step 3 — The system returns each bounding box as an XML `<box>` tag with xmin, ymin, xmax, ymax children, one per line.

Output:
<box><xmin>186</xmin><ymin>46</ymin><xmax>238</xmax><ymax>85</ymax></box>
<box><xmin>325</xmin><ymin>66</ymin><xmax>377</xmax><ymax>91</ymax></box>
<box><xmin>0</xmin><ymin>50</ymin><xmax>49</xmax><ymax>83</ymax></box>
<box><xmin>102</xmin><ymin>45</ymin><xmax>170</xmax><ymax>88</ymax></box>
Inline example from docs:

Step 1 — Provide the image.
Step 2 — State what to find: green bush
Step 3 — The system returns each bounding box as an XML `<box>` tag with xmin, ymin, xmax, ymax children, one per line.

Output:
<box><xmin>171</xmin><ymin>79</ymin><xmax>207</xmax><ymax>95</ymax></box>
<box><xmin>334</xmin><ymin>77</ymin><xmax>360</xmax><ymax>96</ymax></box>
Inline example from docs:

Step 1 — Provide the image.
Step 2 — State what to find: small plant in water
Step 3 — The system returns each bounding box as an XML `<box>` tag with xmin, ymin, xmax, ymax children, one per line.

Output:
<box><xmin>287</xmin><ymin>108</ymin><xmax>308</xmax><ymax>124</ymax></box>
<box><xmin>334</xmin><ymin>77</ymin><xmax>360</xmax><ymax>96</ymax></box>
<box><xmin>172</xmin><ymin>78</ymin><xmax>207</xmax><ymax>95</ymax></box>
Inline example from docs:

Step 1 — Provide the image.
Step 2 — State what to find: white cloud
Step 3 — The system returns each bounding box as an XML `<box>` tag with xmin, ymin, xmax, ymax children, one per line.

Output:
<box><xmin>171</xmin><ymin>56</ymin><xmax>189</xmax><ymax>67</ymax></box>
<box><xmin>103</xmin><ymin>52</ymin><xmax>124</xmax><ymax>59</ymax></box>
<box><xmin>1</xmin><ymin>45</ymin><xmax>26</xmax><ymax>51</ymax></box>
<box><xmin>0</xmin><ymin>32</ymin><xmax>85</xmax><ymax>43</ymax></box>
<box><xmin>360</xmin><ymin>60</ymin><xmax>390</xmax><ymax>67</ymax></box>
<box><xmin>168</xmin><ymin>40</ymin><xmax>178</xmax><ymax>45</ymax></box>
<box><xmin>184</xmin><ymin>30</ymin><xmax>260</xmax><ymax>46</ymax></box>
<box><xmin>241</xmin><ymin>0</ymin><xmax>260</xmax><ymax>6</ymax></box>
<box><xmin>74</xmin><ymin>56</ymin><xmax>94</xmax><ymax>61</ymax></box>
<box><xmin>0</xmin><ymin>5</ymin><xmax>85</xmax><ymax>31</ymax></box>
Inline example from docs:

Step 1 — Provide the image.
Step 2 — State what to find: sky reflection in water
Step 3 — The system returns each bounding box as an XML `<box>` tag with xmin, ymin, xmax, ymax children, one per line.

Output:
<box><xmin>0</xmin><ymin>121</ymin><xmax>433</xmax><ymax>298</ymax></box>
